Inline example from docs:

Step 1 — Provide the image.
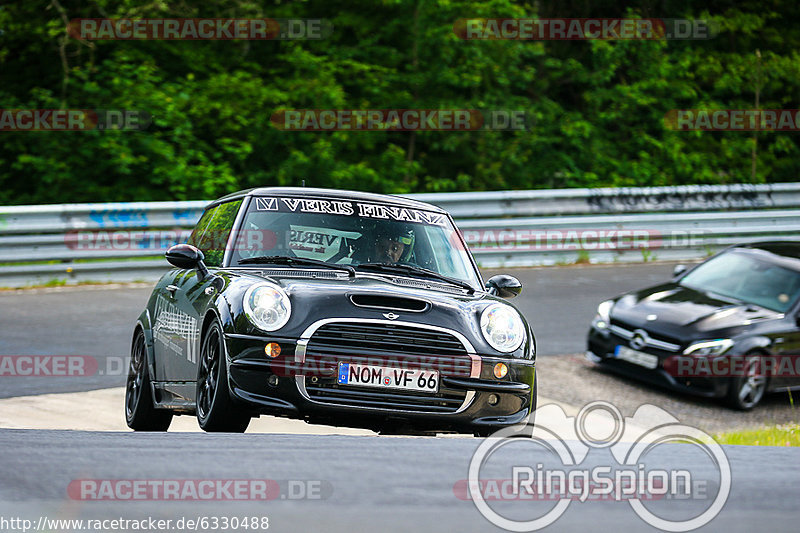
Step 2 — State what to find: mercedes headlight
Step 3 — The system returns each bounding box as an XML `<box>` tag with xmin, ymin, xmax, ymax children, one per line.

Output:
<box><xmin>243</xmin><ymin>283</ymin><xmax>291</xmax><ymax>332</ymax></box>
<box><xmin>683</xmin><ymin>339</ymin><xmax>734</xmax><ymax>356</ymax></box>
<box><xmin>593</xmin><ymin>299</ymin><xmax>614</xmax><ymax>329</ymax></box>
<box><xmin>480</xmin><ymin>303</ymin><xmax>525</xmax><ymax>353</ymax></box>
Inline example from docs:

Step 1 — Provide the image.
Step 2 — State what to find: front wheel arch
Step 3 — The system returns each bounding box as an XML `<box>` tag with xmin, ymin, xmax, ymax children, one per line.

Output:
<box><xmin>195</xmin><ymin>318</ymin><xmax>250</xmax><ymax>432</ymax></box>
<box><xmin>125</xmin><ymin>326</ymin><xmax>173</xmax><ymax>431</ymax></box>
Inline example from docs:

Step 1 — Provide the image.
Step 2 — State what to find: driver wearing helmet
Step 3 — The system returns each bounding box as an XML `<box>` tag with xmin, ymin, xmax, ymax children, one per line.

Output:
<box><xmin>357</xmin><ymin>223</ymin><xmax>415</xmax><ymax>264</ymax></box>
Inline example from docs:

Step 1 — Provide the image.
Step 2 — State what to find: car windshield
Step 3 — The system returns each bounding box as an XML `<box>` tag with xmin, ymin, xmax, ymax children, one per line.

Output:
<box><xmin>679</xmin><ymin>249</ymin><xmax>800</xmax><ymax>313</ymax></box>
<box><xmin>228</xmin><ymin>196</ymin><xmax>481</xmax><ymax>288</ymax></box>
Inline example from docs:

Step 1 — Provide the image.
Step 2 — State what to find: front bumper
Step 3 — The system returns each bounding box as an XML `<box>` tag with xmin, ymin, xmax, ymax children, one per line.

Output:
<box><xmin>586</xmin><ymin>326</ymin><xmax>729</xmax><ymax>398</ymax></box>
<box><xmin>224</xmin><ymin>332</ymin><xmax>536</xmax><ymax>433</ymax></box>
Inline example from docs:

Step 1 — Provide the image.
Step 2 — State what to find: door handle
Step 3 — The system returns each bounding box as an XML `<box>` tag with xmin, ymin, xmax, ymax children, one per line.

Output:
<box><xmin>166</xmin><ymin>284</ymin><xmax>179</xmax><ymax>295</ymax></box>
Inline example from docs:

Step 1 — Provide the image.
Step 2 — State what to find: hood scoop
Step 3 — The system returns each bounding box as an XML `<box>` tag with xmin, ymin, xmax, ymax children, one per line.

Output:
<box><xmin>389</xmin><ymin>277</ymin><xmax>467</xmax><ymax>294</ymax></box>
<box><xmin>258</xmin><ymin>269</ymin><xmax>346</xmax><ymax>279</ymax></box>
<box><xmin>349</xmin><ymin>294</ymin><xmax>430</xmax><ymax>312</ymax></box>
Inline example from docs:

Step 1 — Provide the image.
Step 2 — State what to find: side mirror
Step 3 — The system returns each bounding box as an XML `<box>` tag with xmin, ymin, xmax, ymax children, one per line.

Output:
<box><xmin>672</xmin><ymin>264</ymin><xmax>688</xmax><ymax>278</ymax></box>
<box><xmin>486</xmin><ymin>274</ymin><xmax>522</xmax><ymax>299</ymax></box>
<box><xmin>166</xmin><ymin>244</ymin><xmax>209</xmax><ymax>278</ymax></box>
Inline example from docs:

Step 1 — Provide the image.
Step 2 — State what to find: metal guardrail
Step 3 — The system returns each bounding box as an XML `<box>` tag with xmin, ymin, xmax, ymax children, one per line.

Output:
<box><xmin>406</xmin><ymin>182</ymin><xmax>800</xmax><ymax>217</ymax></box>
<box><xmin>1</xmin><ymin>183</ymin><xmax>799</xmax><ymax>286</ymax></box>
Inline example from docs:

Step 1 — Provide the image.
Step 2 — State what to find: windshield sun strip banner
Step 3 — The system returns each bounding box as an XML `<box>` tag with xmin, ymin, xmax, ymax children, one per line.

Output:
<box><xmin>252</xmin><ymin>196</ymin><xmax>448</xmax><ymax>227</ymax></box>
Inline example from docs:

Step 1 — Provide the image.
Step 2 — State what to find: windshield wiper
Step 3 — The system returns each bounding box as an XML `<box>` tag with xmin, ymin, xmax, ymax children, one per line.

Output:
<box><xmin>355</xmin><ymin>262</ymin><xmax>475</xmax><ymax>294</ymax></box>
<box><xmin>238</xmin><ymin>255</ymin><xmax>355</xmax><ymax>277</ymax></box>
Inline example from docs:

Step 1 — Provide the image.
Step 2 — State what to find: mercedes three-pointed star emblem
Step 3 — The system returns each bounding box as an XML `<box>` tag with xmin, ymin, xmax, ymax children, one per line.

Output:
<box><xmin>629</xmin><ymin>329</ymin><xmax>650</xmax><ymax>351</ymax></box>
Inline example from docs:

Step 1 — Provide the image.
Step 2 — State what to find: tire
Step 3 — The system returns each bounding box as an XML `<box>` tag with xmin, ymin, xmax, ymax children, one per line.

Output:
<box><xmin>125</xmin><ymin>329</ymin><xmax>173</xmax><ymax>431</ymax></box>
<box><xmin>196</xmin><ymin>321</ymin><xmax>251</xmax><ymax>433</ymax></box>
<box><xmin>726</xmin><ymin>353</ymin><xmax>768</xmax><ymax>410</ymax></box>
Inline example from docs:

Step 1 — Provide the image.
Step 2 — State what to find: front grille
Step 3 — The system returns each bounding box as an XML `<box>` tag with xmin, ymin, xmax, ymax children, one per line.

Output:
<box><xmin>306</xmin><ymin>322</ymin><xmax>469</xmax><ymax>358</ymax></box>
<box><xmin>304</xmin><ymin>322</ymin><xmax>471</xmax><ymax>413</ymax></box>
<box><xmin>608</xmin><ymin>320</ymin><xmax>682</xmax><ymax>353</ymax></box>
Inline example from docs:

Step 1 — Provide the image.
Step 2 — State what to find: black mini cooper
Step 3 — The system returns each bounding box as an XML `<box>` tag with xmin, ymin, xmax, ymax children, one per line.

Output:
<box><xmin>125</xmin><ymin>188</ymin><xmax>536</xmax><ymax>434</ymax></box>
<box><xmin>587</xmin><ymin>241</ymin><xmax>800</xmax><ymax>409</ymax></box>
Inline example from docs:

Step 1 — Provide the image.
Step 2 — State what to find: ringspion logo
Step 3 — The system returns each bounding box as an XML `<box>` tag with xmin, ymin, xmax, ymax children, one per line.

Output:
<box><xmin>463</xmin><ymin>401</ymin><xmax>730</xmax><ymax>531</ymax></box>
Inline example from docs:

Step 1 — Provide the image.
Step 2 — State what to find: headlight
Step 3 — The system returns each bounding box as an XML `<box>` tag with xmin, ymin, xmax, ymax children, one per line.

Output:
<box><xmin>480</xmin><ymin>303</ymin><xmax>525</xmax><ymax>353</ymax></box>
<box><xmin>593</xmin><ymin>300</ymin><xmax>614</xmax><ymax>329</ymax></box>
<box><xmin>243</xmin><ymin>283</ymin><xmax>291</xmax><ymax>332</ymax></box>
<box><xmin>683</xmin><ymin>339</ymin><xmax>734</xmax><ymax>356</ymax></box>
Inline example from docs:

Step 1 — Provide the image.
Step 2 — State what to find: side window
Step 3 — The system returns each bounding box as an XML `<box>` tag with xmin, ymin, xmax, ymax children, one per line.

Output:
<box><xmin>187</xmin><ymin>200</ymin><xmax>243</xmax><ymax>267</ymax></box>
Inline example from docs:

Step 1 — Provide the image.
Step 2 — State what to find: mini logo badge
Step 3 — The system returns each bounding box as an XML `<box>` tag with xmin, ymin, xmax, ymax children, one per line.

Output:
<box><xmin>383</xmin><ymin>312</ymin><xmax>400</xmax><ymax>320</ymax></box>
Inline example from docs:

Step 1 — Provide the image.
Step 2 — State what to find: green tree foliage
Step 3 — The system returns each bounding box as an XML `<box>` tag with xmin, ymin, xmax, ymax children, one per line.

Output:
<box><xmin>0</xmin><ymin>0</ymin><xmax>798</xmax><ymax>204</ymax></box>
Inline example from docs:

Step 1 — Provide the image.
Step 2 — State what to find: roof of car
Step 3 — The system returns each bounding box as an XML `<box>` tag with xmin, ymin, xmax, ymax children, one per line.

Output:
<box><xmin>208</xmin><ymin>187</ymin><xmax>446</xmax><ymax>213</ymax></box>
<box><xmin>736</xmin><ymin>241</ymin><xmax>800</xmax><ymax>260</ymax></box>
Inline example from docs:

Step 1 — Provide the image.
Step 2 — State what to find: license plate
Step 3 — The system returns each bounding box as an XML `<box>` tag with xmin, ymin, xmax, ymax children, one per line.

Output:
<box><xmin>337</xmin><ymin>362</ymin><xmax>439</xmax><ymax>393</ymax></box>
<box><xmin>614</xmin><ymin>345</ymin><xmax>659</xmax><ymax>369</ymax></box>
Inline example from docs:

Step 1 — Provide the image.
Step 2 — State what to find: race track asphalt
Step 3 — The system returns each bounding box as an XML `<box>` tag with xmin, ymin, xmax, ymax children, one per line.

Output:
<box><xmin>0</xmin><ymin>429</ymin><xmax>796</xmax><ymax>532</ymax></box>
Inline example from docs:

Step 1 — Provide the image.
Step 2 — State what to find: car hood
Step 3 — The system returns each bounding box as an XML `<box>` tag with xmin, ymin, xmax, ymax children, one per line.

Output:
<box><xmin>221</xmin><ymin>269</ymin><xmax>532</xmax><ymax>357</ymax></box>
<box><xmin>265</xmin><ymin>270</ymin><xmax>483</xmax><ymax>306</ymax></box>
<box><xmin>611</xmin><ymin>282</ymin><xmax>782</xmax><ymax>335</ymax></box>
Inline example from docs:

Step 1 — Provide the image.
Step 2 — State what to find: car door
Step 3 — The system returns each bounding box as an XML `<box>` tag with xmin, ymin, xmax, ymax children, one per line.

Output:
<box><xmin>160</xmin><ymin>267</ymin><xmax>204</xmax><ymax>384</ymax></box>
<box><xmin>151</xmin><ymin>269</ymin><xmax>183</xmax><ymax>381</ymax></box>
<box><xmin>163</xmin><ymin>199</ymin><xmax>243</xmax><ymax>388</ymax></box>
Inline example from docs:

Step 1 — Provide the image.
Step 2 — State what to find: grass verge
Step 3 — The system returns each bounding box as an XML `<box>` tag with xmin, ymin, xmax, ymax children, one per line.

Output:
<box><xmin>715</xmin><ymin>423</ymin><xmax>800</xmax><ymax>446</ymax></box>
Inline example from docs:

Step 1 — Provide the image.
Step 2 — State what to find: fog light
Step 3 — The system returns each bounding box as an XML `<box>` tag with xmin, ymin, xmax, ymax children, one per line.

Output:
<box><xmin>493</xmin><ymin>362</ymin><xmax>508</xmax><ymax>379</ymax></box>
<box><xmin>265</xmin><ymin>342</ymin><xmax>281</xmax><ymax>358</ymax></box>
<box><xmin>268</xmin><ymin>375</ymin><xmax>279</xmax><ymax>386</ymax></box>
<box><xmin>488</xmin><ymin>394</ymin><xmax>499</xmax><ymax>406</ymax></box>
